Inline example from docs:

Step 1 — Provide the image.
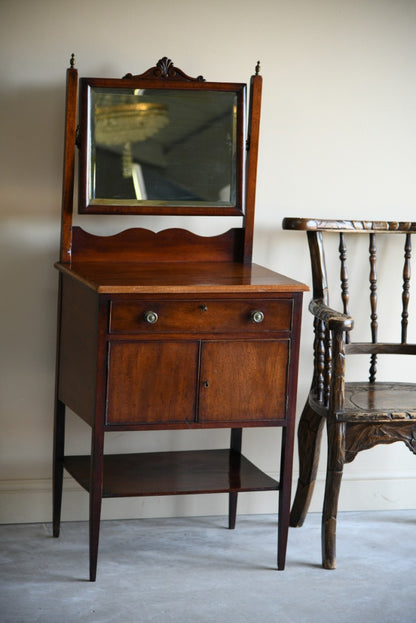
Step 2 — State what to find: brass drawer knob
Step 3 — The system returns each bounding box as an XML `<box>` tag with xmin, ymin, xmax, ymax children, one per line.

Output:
<box><xmin>250</xmin><ymin>310</ymin><xmax>264</xmax><ymax>323</ymax></box>
<box><xmin>144</xmin><ymin>311</ymin><xmax>158</xmax><ymax>324</ymax></box>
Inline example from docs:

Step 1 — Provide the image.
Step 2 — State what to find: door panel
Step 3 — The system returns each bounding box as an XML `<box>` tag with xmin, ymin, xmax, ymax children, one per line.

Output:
<box><xmin>106</xmin><ymin>341</ymin><xmax>199</xmax><ymax>425</ymax></box>
<box><xmin>199</xmin><ymin>340</ymin><xmax>289</xmax><ymax>423</ymax></box>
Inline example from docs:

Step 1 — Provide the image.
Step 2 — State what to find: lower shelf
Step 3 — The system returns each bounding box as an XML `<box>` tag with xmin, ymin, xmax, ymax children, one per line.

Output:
<box><xmin>63</xmin><ymin>449</ymin><xmax>279</xmax><ymax>498</ymax></box>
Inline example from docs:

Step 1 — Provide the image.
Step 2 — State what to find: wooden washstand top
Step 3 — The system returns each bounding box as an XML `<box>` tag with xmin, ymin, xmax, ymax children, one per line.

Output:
<box><xmin>55</xmin><ymin>261</ymin><xmax>308</xmax><ymax>295</ymax></box>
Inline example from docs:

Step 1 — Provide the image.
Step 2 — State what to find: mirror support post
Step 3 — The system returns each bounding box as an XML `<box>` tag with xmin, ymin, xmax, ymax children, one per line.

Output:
<box><xmin>243</xmin><ymin>65</ymin><xmax>262</xmax><ymax>263</ymax></box>
<box><xmin>60</xmin><ymin>57</ymin><xmax>78</xmax><ymax>264</ymax></box>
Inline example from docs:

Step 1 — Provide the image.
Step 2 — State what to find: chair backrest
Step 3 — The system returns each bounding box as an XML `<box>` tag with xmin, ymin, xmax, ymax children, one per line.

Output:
<box><xmin>283</xmin><ymin>218</ymin><xmax>416</xmax><ymax>404</ymax></box>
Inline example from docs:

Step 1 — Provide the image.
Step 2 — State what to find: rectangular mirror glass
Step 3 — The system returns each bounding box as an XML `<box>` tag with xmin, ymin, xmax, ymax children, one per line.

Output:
<box><xmin>79</xmin><ymin>79</ymin><xmax>246</xmax><ymax>215</ymax></box>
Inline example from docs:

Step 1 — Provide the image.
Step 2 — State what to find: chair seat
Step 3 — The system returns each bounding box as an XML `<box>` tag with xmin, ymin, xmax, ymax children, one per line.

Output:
<box><xmin>339</xmin><ymin>382</ymin><xmax>416</xmax><ymax>421</ymax></box>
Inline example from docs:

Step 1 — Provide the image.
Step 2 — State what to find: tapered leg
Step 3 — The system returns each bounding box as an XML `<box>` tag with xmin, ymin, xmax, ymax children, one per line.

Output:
<box><xmin>89</xmin><ymin>431</ymin><xmax>104</xmax><ymax>582</ymax></box>
<box><xmin>53</xmin><ymin>274</ymin><xmax>65</xmax><ymax>538</ymax></box>
<box><xmin>290</xmin><ymin>400</ymin><xmax>325</xmax><ymax>527</ymax></box>
<box><xmin>277</xmin><ymin>420</ymin><xmax>296</xmax><ymax>570</ymax></box>
<box><xmin>52</xmin><ymin>399</ymin><xmax>66</xmax><ymax>537</ymax></box>
<box><xmin>89</xmin><ymin>484</ymin><xmax>102</xmax><ymax>582</ymax></box>
<box><xmin>228</xmin><ymin>428</ymin><xmax>242</xmax><ymax>529</ymax></box>
<box><xmin>228</xmin><ymin>492</ymin><xmax>238</xmax><ymax>530</ymax></box>
<box><xmin>321</xmin><ymin>420</ymin><xmax>345</xmax><ymax>569</ymax></box>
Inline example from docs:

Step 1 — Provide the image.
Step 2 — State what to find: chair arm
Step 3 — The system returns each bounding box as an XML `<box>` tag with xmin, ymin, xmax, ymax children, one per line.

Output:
<box><xmin>309</xmin><ymin>299</ymin><xmax>353</xmax><ymax>413</ymax></box>
<box><xmin>309</xmin><ymin>299</ymin><xmax>354</xmax><ymax>333</ymax></box>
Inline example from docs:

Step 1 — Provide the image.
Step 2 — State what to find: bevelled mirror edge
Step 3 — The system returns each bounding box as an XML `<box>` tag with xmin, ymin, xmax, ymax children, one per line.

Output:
<box><xmin>77</xmin><ymin>65</ymin><xmax>247</xmax><ymax>216</ymax></box>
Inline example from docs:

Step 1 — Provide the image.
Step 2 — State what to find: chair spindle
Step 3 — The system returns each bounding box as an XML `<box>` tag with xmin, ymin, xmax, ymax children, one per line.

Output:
<box><xmin>324</xmin><ymin>327</ymin><xmax>332</xmax><ymax>407</ymax></box>
<box><xmin>339</xmin><ymin>233</ymin><xmax>350</xmax><ymax>344</ymax></box>
<box><xmin>315</xmin><ymin>318</ymin><xmax>326</xmax><ymax>403</ymax></box>
<box><xmin>401</xmin><ymin>233</ymin><xmax>412</xmax><ymax>344</ymax></box>
<box><xmin>369</xmin><ymin>233</ymin><xmax>378</xmax><ymax>382</ymax></box>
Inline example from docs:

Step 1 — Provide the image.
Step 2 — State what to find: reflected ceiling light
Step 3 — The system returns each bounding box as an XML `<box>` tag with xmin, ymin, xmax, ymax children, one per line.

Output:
<box><xmin>94</xmin><ymin>99</ymin><xmax>169</xmax><ymax>146</ymax></box>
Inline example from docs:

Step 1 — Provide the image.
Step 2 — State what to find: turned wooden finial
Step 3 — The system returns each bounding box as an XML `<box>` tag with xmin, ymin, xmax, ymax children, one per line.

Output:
<box><xmin>70</xmin><ymin>53</ymin><xmax>75</xmax><ymax>68</ymax></box>
<box><xmin>255</xmin><ymin>60</ymin><xmax>261</xmax><ymax>75</ymax></box>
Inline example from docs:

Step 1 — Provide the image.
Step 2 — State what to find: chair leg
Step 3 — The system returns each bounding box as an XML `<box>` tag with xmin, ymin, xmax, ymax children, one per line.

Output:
<box><xmin>321</xmin><ymin>420</ymin><xmax>345</xmax><ymax>570</ymax></box>
<box><xmin>290</xmin><ymin>400</ymin><xmax>325</xmax><ymax>527</ymax></box>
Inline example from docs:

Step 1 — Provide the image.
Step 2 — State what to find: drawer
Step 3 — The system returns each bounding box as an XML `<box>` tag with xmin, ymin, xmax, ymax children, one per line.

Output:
<box><xmin>109</xmin><ymin>299</ymin><xmax>293</xmax><ymax>334</ymax></box>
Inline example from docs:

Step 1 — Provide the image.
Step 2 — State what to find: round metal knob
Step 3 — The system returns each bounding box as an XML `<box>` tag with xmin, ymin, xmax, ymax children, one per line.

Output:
<box><xmin>250</xmin><ymin>310</ymin><xmax>264</xmax><ymax>324</ymax></box>
<box><xmin>144</xmin><ymin>311</ymin><xmax>158</xmax><ymax>324</ymax></box>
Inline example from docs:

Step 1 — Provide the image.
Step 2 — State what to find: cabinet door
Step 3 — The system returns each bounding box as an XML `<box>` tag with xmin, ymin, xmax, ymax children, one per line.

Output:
<box><xmin>106</xmin><ymin>341</ymin><xmax>198</xmax><ymax>425</ymax></box>
<box><xmin>198</xmin><ymin>340</ymin><xmax>289</xmax><ymax>424</ymax></box>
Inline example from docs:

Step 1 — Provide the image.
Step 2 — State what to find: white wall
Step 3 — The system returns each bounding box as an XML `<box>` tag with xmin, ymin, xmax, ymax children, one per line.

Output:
<box><xmin>1</xmin><ymin>0</ymin><xmax>416</xmax><ymax>523</ymax></box>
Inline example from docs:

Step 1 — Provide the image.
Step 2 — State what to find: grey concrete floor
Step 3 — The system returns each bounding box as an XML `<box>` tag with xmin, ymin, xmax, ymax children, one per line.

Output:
<box><xmin>0</xmin><ymin>510</ymin><xmax>414</xmax><ymax>623</ymax></box>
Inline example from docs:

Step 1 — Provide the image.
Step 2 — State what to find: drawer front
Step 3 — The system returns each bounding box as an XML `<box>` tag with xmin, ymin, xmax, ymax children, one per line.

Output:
<box><xmin>109</xmin><ymin>299</ymin><xmax>293</xmax><ymax>334</ymax></box>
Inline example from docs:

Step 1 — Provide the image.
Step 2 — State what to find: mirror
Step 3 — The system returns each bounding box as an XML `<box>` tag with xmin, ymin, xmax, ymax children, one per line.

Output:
<box><xmin>79</xmin><ymin>75</ymin><xmax>246</xmax><ymax>215</ymax></box>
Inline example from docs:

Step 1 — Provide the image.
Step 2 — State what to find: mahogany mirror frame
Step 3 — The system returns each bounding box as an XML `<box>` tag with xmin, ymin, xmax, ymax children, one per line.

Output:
<box><xmin>78</xmin><ymin>59</ymin><xmax>247</xmax><ymax>216</ymax></box>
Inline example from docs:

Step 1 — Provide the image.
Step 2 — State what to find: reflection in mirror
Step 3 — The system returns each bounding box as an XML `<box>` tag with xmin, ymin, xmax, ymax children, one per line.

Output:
<box><xmin>87</xmin><ymin>87</ymin><xmax>239</xmax><ymax>210</ymax></box>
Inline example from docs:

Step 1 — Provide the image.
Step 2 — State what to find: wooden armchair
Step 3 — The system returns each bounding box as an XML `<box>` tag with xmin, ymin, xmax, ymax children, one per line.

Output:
<box><xmin>282</xmin><ymin>218</ymin><xmax>416</xmax><ymax>569</ymax></box>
